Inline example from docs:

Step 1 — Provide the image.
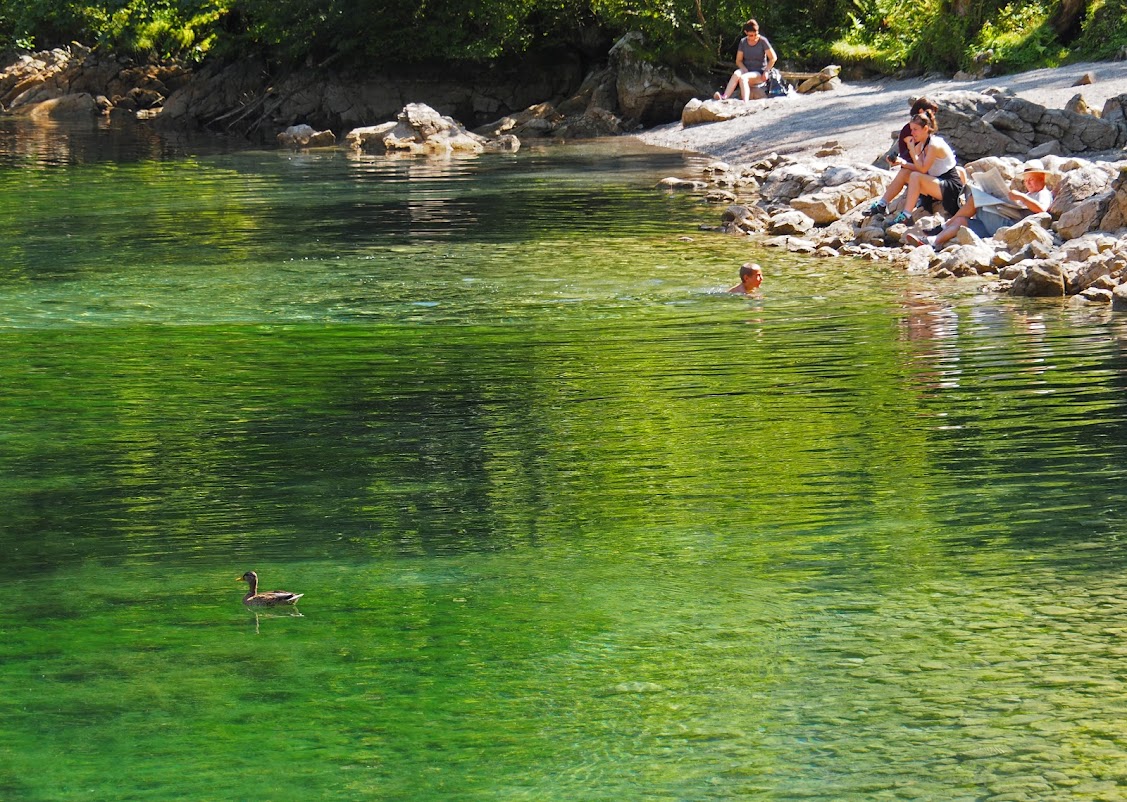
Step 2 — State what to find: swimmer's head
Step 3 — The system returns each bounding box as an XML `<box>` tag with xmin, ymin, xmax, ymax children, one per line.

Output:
<box><xmin>739</xmin><ymin>262</ymin><xmax>763</xmax><ymax>289</ymax></box>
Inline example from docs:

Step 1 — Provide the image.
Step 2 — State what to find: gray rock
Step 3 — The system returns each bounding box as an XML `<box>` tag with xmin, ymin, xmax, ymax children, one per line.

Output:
<box><xmin>610</xmin><ymin>32</ymin><xmax>702</xmax><ymax>126</ymax></box>
<box><xmin>658</xmin><ymin>177</ymin><xmax>708</xmax><ymax>190</ymax></box>
<box><xmin>476</xmin><ymin>102</ymin><xmax>564</xmax><ymax>138</ymax></box>
<box><xmin>1080</xmin><ymin>287</ymin><xmax>1114</xmax><ymax>303</ymax></box>
<box><xmin>1099</xmin><ymin>94</ymin><xmax>1127</xmax><ymax>146</ymax></box>
<box><xmin>996</xmin><ymin>216</ymin><xmax>1055</xmax><ymax>254</ymax></box>
<box><xmin>1049</xmin><ymin>165</ymin><xmax>1114</xmax><ymax>217</ymax></box>
<box><xmin>937</xmin><ymin>242</ymin><xmax>994</xmax><ymax>276</ymax></box>
<box><xmin>1011</xmin><ymin>261</ymin><xmax>1066</xmax><ymax>296</ymax></box>
<box><xmin>1054</xmin><ymin>190</ymin><xmax>1115</xmax><ymax>239</ymax></box>
<box><xmin>1097</xmin><ymin>169</ymin><xmax>1127</xmax><ymax>231</ymax></box>
<box><xmin>768</xmin><ymin>209</ymin><xmax>815</xmax><ymax>235</ymax></box>
<box><xmin>759</xmin><ymin>163</ymin><xmax>822</xmax><ymax>203</ymax></box>
<box><xmin>681</xmin><ymin>97</ymin><xmax>761</xmax><ymax>126</ymax></box>
<box><xmin>1027</xmin><ymin>139</ymin><xmax>1063</xmax><ymax>159</ymax></box>
<box><xmin>1113</xmin><ymin>283</ymin><xmax>1127</xmax><ymax>311</ymax></box>
<box><xmin>791</xmin><ymin>176</ymin><xmax>884</xmax><ymax>224</ymax></box>
<box><xmin>18</xmin><ymin>92</ymin><xmax>98</xmax><ymax>119</ymax></box>
<box><xmin>345</xmin><ymin>103</ymin><xmax>516</xmax><ymax>155</ymax></box>
<box><xmin>277</xmin><ymin>124</ymin><xmax>335</xmax><ymax>149</ymax></box>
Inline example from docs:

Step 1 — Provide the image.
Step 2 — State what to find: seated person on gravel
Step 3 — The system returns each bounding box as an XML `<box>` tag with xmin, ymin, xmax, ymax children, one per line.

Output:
<box><xmin>714</xmin><ymin>20</ymin><xmax>777</xmax><ymax>102</ymax></box>
<box><xmin>908</xmin><ymin>161</ymin><xmax>1053</xmax><ymax>249</ymax></box>
<box><xmin>866</xmin><ymin>109</ymin><xmax>963</xmax><ymax>226</ymax></box>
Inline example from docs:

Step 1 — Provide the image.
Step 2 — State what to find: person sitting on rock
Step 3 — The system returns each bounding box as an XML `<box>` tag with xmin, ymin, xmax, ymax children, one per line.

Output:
<box><xmin>729</xmin><ymin>262</ymin><xmax>763</xmax><ymax>294</ymax></box>
<box><xmin>887</xmin><ymin>97</ymin><xmax>939</xmax><ymax>168</ymax></box>
<box><xmin>866</xmin><ymin>108</ymin><xmax>963</xmax><ymax>226</ymax></box>
<box><xmin>714</xmin><ymin>20</ymin><xmax>777</xmax><ymax>102</ymax></box>
<box><xmin>908</xmin><ymin>161</ymin><xmax>1053</xmax><ymax>249</ymax></box>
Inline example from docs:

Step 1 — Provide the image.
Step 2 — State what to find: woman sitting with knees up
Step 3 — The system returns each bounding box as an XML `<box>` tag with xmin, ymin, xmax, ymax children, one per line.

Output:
<box><xmin>886</xmin><ymin>97</ymin><xmax>939</xmax><ymax>170</ymax></box>
<box><xmin>866</xmin><ymin>108</ymin><xmax>963</xmax><ymax>226</ymax></box>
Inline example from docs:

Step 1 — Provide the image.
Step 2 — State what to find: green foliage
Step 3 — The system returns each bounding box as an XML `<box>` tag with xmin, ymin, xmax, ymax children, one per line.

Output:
<box><xmin>100</xmin><ymin>0</ymin><xmax>225</xmax><ymax>60</ymax></box>
<box><xmin>1072</xmin><ymin>0</ymin><xmax>1127</xmax><ymax>60</ymax></box>
<box><xmin>0</xmin><ymin>0</ymin><xmax>1112</xmax><ymax>75</ymax></box>
<box><xmin>0</xmin><ymin>0</ymin><xmax>225</xmax><ymax>60</ymax></box>
<box><xmin>829</xmin><ymin>0</ymin><xmax>923</xmax><ymax>70</ymax></box>
<box><xmin>967</xmin><ymin>2</ymin><xmax>1067</xmax><ymax>72</ymax></box>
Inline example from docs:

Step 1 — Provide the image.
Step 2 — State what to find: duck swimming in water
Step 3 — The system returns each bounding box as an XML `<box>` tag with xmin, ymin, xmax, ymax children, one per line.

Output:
<box><xmin>237</xmin><ymin>571</ymin><xmax>304</xmax><ymax>606</ymax></box>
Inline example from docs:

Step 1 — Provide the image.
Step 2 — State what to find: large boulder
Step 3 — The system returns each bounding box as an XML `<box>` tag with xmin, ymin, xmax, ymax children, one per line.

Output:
<box><xmin>790</xmin><ymin>174</ymin><xmax>886</xmax><ymax>224</ymax></box>
<box><xmin>1113</xmin><ymin>283</ymin><xmax>1127</xmax><ymax>312</ymax></box>
<box><xmin>553</xmin><ymin>107</ymin><xmax>624</xmax><ymax>138</ymax></box>
<box><xmin>1049</xmin><ymin>164</ymin><xmax>1115</xmax><ymax>217</ymax></box>
<box><xmin>934</xmin><ymin>90</ymin><xmax>1125</xmax><ymax>161</ymax></box>
<box><xmin>1097</xmin><ymin>168</ymin><xmax>1127</xmax><ymax>232</ymax></box>
<box><xmin>767</xmin><ymin>209</ymin><xmax>815</xmax><ymax>235</ymax></box>
<box><xmin>475</xmin><ymin>102</ymin><xmax>564</xmax><ymax>138</ymax></box>
<box><xmin>23</xmin><ymin>92</ymin><xmax>99</xmax><ymax>120</ymax></box>
<box><xmin>680</xmin><ymin>97</ymin><xmax>762</xmax><ymax>126</ymax></box>
<box><xmin>996</xmin><ymin>215</ymin><xmax>1055</xmax><ymax>252</ymax></box>
<box><xmin>1054</xmin><ymin>190</ymin><xmax>1115</xmax><ymax>240</ymax></box>
<box><xmin>1010</xmin><ymin>261</ymin><xmax>1067</xmax><ymax>297</ymax></box>
<box><xmin>796</xmin><ymin>66</ymin><xmax>841</xmax><ymax>94</ymax></box>
<box><xmin>346</xmin><ymin>103</ymin><xmax>518</xmax><ymax>154</ymax></box>
<box><xmin>609</xmin><ymin>32</ymin><xmax>703</xmax><ymax>126</ymax></box>
<box><xmin>935</xmin><ymin>91</ymin><xmax>1016</xmax><ymax>161</ymax></box>
<box><xmin>1099</xmin><ymin>93</ymin><xmax>1127</xmax><ymax>146</ymax></box>
<box><xmin>758</xmin><ymin>163</ymin><xmax>823</xmax><ymax>204</ymax></box>
<box><xmin>935</xmin><ymin>242</ymin><xmax>995</xmax><ymax>276</ymax></box>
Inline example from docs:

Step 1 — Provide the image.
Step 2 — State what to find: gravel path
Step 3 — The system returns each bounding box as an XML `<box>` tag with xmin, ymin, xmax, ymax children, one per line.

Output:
<box><xmin>635</xmin><ymin>61</ymin><xmax>1127</xmax><ymax>166</ymax></box>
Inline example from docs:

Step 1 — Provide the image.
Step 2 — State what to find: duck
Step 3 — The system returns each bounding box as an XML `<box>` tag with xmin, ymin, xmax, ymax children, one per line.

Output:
<box><xmin>237</xmin><ymin>571</ymin><xmax>304</xmax><ymax>606</ymax></box>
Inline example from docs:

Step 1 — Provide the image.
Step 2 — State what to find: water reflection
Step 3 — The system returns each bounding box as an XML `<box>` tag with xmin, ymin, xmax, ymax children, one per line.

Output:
<box><xmin>0</xmin><ymin>116</ymin><xmax>238</xmax><ymax>167</ymax></box>
<box><xmin>2</xmin><ymin>131</ymin><xmax>1127</xmax><ymax>800</ymax></box>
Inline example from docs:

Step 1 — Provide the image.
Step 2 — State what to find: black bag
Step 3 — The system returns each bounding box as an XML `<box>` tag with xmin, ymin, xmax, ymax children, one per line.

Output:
<box><xmin>764</xmin><ymin>68</ymin><xmax>792</xmax><ymax>98</ymax></box>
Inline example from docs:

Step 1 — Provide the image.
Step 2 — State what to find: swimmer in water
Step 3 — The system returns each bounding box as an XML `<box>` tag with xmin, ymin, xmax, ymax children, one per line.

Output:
<box><xmin>728</xmin><ymin>262</ymin><xmax>763</xmax><ymax>294</ymax></box>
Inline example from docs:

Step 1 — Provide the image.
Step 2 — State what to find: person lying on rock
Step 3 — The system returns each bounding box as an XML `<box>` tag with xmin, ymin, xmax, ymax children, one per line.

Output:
<box><xmin>714</xmin><ymin>20</ymin><xmax>777</xmax><ymax>102</ymax></box>
<box><xmin>729</xmin><ymin>262</ymin><xmax>764</xmax><ymax>294</ymax></box>
<box><xmin>907</xmin><ymin>161</ymin><xmax>1053</xmax><ymax>249</ymax></box>
<box><xmin>866</xmin><ymin>108</ymin><xmax>963</xmax><ymax>226</ymax></box>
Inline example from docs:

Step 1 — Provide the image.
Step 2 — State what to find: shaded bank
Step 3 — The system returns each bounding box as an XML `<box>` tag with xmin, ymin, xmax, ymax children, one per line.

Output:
<box><xmin>0</xmin><ymin>36</ymin><xmax>712</xmax><ymax>142</ymax></box>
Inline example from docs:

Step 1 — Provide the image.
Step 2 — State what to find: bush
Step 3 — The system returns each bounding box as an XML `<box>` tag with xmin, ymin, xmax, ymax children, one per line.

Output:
<box><xmin>967</xmin><ymin>2</ymin><xmax>1067</xmax><ymax>73</ymax></box>
<box><xmin>1072</xmin><ymin>0</ymin><xmax>1127</xmax><ymax>61</ymax></box>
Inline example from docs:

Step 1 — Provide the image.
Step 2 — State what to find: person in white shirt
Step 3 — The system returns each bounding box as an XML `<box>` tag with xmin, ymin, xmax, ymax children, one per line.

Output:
<box><xmin>910</xmin><ymin>162</ymin><xmax>1054</xmax><ymax>249</ymax></box>
<box><xmin>866</xmin><ymin>109</ymin><xmax>963</xmax><ymax>226</ymax></box>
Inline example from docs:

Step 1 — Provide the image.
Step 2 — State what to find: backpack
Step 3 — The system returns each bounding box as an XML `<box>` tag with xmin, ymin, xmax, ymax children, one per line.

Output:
<box><xmin>764</xmin><ymin>68</ymin><xmax>792</xmax><ymax>98</ymax></box>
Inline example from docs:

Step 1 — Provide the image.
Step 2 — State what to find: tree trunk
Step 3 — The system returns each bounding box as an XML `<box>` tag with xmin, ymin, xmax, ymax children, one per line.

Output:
<box><xmin>1051</xmin><ymin>0</ymin><xmax>1089</xmax><ymax>40</ymax></box>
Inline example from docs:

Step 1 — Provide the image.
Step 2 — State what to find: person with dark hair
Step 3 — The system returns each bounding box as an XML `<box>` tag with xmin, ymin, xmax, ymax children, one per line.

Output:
<box><xmin>887</xmin><ymin>97</ymin><xmax>940</xmax><ymax>167</ymax></box>
<box><xmin>714</xmin><ymin>20</ymin><xmax>777</xmax><ymax>102</ymax></box>
<box><xmin>866</xmin><ymin>108</ymin><xmax>963</xmax><ymax>226</ymax></box>
<box><xmin>729</xmin><ymin>262</ymin><xmax>763</xmax><ymax>294</ymax></box>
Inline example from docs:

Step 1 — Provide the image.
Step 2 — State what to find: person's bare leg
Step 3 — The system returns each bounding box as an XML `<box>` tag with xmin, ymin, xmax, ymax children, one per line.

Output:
<box><xmin>903</xmin><ymin>172</ymin><xmax>942</xmax><ymax>213</ymax></box>
<box><xmin>737</xmin><ymin>72</ymin><xmax>763</xmax><ymax>101</ymax></box>
<box><xmin>880</xmin><ymin>168</ymin><xmax>912</xmax><ymax>204</ymax></box>
<box><xmin>935</xmin><ymin>215</ymin><xmax>971</xmax><ymax>247</ymax></box>
<box><xmin>716</xmin><ymin>70</ymin><xmax>743</xmax><ymax>100</ymax></box>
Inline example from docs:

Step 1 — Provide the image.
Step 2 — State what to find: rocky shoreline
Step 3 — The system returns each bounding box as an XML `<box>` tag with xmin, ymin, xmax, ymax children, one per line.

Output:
<box><xmin>652</xmin><ymin>82</ymin><xmax>1127</xmax><ymax>309</ymax></box>
<box><xmin>0</xmin><ymin>36</ymin><xmax>707</xmax><ymax>140</ymax></box>
<box><xmin>6</xmin><ymin>43</ymin><xmax>1127</xmax><ymax>308</ymax></box>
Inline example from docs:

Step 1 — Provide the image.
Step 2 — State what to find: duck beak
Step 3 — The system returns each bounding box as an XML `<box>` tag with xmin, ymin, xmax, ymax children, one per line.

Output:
<box><xmin>236</xmin><ymin>576</ymin><xmax>246</xmax><ymax>583</ymax></box>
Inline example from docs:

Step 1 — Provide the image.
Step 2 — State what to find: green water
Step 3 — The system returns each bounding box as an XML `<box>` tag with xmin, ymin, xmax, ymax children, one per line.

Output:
<box><xmin>2</xmin><ymin>121</ymin><xmax>1127</xmax><ymax>801</ymax></box>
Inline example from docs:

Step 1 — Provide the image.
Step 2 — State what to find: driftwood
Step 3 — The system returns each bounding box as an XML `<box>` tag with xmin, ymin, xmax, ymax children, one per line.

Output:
<box><xmin>779</xmin><ymin>71</ymin><xmax>824</xmax><ymax>83</ymax></box>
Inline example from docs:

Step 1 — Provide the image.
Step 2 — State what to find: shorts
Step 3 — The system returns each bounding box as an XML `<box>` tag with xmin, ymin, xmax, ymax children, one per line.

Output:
<box><xmin>935</xmin><ymin>168</ymin><xmax>964</xmax><ymax>216</ymax></box>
